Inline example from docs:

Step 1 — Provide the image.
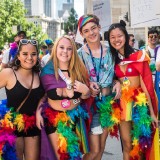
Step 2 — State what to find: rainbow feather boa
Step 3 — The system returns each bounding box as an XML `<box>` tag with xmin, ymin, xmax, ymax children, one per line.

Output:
<box><xmin>96</xmin><ymin>95</ymin><xmax>121</xmax><ymax>138</ymax></box>
<box><xmin>0</xmin><ymin>99</ymin><xmax>37</xmax><ymax>160</ymax></box>
<box><xmin>42</xmin><ymin>104</ymin><xmax>89</xmax><ymax>160</ymax></box>
<box><xmin>121</xmin><ymin>87</ymin><xmax>153</xmax><ymax>160</ymax></box>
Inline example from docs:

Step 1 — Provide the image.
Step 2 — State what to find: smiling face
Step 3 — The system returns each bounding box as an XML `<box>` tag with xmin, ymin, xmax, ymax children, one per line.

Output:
<box><xmin>148</xmin><ymin>33</ymin><xmax>158</xmax><ymax>47</ymax></box>
<box><xmin>109</xmin><ymin>28</ymin><xmax>126</xmax><ymax>55</ymax></box>
<box><xmin>18</xmin><ymin>43</ymin><xmax>38</xmax><ymax>69</ymax></box>
<box><xmin>81</xmin><ymin>22</ymin><xmax>101</xmax><ymax>44</ymax></box>
<box><xmin>56</xmin><ymin>37</ymin><xmax>73</xmax><ymax>66</ymax></box>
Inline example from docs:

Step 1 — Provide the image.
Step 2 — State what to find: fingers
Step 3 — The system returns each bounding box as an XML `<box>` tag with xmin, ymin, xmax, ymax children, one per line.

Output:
<box><xmin>36</xmin><ymin>118</ymin><xmax>44</xmax><ymax>130</ymax></box>
<box><xmin>56</xmin><ymin>88</ymin><xmax>63</xmax><ymax>96</ymax></box>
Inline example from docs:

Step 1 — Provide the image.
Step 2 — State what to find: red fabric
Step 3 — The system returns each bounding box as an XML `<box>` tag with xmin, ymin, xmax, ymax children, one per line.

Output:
<box><xmin>115</xmin><ymin>63</ymin><xmax>139</xmax><ymax>78</ymax></box>
<box><xmin>133</xmin><ymin>61</ymin><xmax>158</xmax><ymax>116</ymax></box>
<box><xmin>117</xmin><ymin>51</ymin><xmax>157</xmax><ymax>116</ymax></box>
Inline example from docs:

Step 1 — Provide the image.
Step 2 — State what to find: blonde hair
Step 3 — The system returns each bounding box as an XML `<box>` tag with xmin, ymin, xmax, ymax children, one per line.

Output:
<box><xmin>50</xmin><ymin>35</ymin><xmax>89</xmax><ymax>85</ymax></box>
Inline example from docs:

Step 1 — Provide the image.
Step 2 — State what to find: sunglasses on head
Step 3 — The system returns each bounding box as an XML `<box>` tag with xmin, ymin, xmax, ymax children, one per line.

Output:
<box><xmin>148</xmin><ymin>35</ymin><xmax>158</xmax><ymax>39</ymax></box>
<box><xmin>19</xmin><ymin>39</ymin><xmax>38</xmax><ymax>46</ymax></box>
<box><xmin>131</xmin><ymin>39</ymin><xmax>135</xmax><ymax>43</ymax></box>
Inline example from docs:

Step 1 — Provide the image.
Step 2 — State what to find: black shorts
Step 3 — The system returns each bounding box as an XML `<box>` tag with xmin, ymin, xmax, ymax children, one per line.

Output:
<box><xmin>15</xmin><ymin>126</ymin><xmax>41</xmax><ymax>137</ymax></box>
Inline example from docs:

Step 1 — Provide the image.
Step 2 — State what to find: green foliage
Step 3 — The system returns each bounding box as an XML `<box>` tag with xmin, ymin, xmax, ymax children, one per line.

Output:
<box><xmin>0</xmin><ymin>0</ymin><xmax>47</xmax><ymax>48</ymax></box>
<box><xmin>64</xmin><ymin>8</ymin><xmax>78</xmax><ymax>34</ymax></box>
<box><xmin>21</xmin><ymin>22</ymin><xmax>48</xmax><ymax>47</ymax></box>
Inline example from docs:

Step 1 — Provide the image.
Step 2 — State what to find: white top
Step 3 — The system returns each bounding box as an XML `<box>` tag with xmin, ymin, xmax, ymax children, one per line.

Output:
<box><xmin>41</xmin><ymin>54</ymin><xmax>50</xmax><ymax>67</ymax></box>
<box><xmin>147</xmin><ymin>46</ymin><xmax>156</xmax><ymax>82</ymax></box>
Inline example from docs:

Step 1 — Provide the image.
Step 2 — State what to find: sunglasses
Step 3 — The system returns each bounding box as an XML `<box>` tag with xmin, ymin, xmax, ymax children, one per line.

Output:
<box><xmin>19</xmin><ymin>39</ymin><xmax>38</xmax><ymax>46</ymax></box>
<box><xmin>131</xmin><ymin>39</ymin><xmax>135</xmax><ymax>43</ymax></box>
<box><xmin>148</xmin><ymin>35</ymin><xmax>158</xmax><ymax>39</ymax></box>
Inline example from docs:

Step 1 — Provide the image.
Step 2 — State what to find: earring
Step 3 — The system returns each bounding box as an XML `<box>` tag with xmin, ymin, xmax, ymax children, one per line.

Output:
<box><xmin>15</xmin><ymin>59</ymin><xmax>20</xmax><ymax>66</ymax></box>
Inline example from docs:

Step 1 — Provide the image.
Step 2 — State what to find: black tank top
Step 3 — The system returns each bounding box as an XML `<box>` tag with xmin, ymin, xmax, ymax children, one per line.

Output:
<box><xmin>5</xmin><ymin>70</ymin><xmax>45</xmax><ymax>115</ymax></box>
<box><xmin>47</xmin><ymin>89</ymin><xmax>82</xmax><ymax>100</ymax></box>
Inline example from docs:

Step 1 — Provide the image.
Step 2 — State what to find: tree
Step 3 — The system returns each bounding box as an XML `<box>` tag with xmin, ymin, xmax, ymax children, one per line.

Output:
<box><xmin>0</xmin><ymin>0</ymin><xmax>26</xmax><ymax>46</ymax></box>
<box><xmin>0</xmin><ymin>0</ymin><xmax>47</xmax><ymax>48</ymax></box>
<box><xmin>64</xmin><ymin>8</ymin><xmax>78</xmax><ymax>34</ymax></box>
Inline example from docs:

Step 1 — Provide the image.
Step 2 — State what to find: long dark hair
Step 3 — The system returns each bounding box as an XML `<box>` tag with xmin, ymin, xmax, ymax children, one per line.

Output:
<box><xmin>9</xmin><ymin>43</ymin><xmax>41</xmax><ymax>72</ymax></box>
<box><xmin>107</xmin><ymin>20</ymin><xmax>134</xmax><ymax>64</ymax></box>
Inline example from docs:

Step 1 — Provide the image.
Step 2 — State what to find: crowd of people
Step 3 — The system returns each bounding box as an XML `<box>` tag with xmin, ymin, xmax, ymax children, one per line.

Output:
<box><xmin>0</xmin><ymin>14</ymin><xmax>159</xmax><ymax>160</ymax></box>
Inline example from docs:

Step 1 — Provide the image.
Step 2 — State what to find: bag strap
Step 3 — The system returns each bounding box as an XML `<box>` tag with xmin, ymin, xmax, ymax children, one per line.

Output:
<box><xmin>16</xmin><ymin>72</ymin><xmax>34</xmax><ymax>112</ymax></box>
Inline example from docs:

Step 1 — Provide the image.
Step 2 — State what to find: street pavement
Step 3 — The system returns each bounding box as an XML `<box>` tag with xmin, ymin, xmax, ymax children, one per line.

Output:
<box><xmin>0</xmin><ymin>88</ymin><xmax>123</xmax><ymax>160</ymax></box>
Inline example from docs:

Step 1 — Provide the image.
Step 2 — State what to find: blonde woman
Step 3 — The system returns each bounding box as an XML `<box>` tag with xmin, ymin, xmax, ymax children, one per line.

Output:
<box><xmin>36</xmin><ymin>35</ymin><xmax>90</xmax><ymax>160</ymax></box>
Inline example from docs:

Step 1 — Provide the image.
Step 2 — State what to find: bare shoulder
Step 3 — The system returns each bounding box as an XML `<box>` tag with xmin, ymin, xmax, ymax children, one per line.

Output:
<box><xmin>0</xmin><ymin>68</ymin><xmax>13</xmax><ymax>77</ymax></box>
<box><xmin>0</xmin><ymin>68</ymin><xmax>14</xmax><ymax>88</ymax></box>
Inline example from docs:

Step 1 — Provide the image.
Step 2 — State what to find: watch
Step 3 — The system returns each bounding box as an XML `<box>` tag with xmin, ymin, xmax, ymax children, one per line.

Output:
<box><xmin>67</xmin><ymin>84</ymin><xmax>72</xmax><ymax>90</ymax></box>
<box><xmin>66</xmin><ymin>79</ymin><xmax>72</xmax><ymax>90</ymax></box>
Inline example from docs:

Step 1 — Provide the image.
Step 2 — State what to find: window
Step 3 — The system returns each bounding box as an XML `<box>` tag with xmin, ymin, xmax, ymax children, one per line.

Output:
<box><xmin>24</xmin><ymin>0</ymin><xmax>32</xmax><ymax>16</ymax></box>
<box><xmin>44</xmin><ymin>0</ymin><xmax>51</xmax><ymax>17</ymax></box>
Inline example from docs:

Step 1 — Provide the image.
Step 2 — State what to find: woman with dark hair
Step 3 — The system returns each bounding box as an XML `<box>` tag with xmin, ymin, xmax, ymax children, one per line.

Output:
<box><xmin>0</xmin><ymin>39</ymin><xmax>44</xmax><ymax>160</ymax></box>
<box><xmin>108</xmin><ymin>20</ymin><xmax>159</xmax><ymax>160</ymax></box>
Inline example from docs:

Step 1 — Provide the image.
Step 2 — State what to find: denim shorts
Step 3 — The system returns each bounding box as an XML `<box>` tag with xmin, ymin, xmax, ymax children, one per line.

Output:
<box><xmin>90</xmin><ymin>112</ymin><xmax>103</xmax><ymax>135</ymax></box>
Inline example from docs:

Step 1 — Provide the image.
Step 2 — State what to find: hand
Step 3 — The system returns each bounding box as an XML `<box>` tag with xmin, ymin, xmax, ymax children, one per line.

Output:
<box><xmin>74</xmin><ymin>80</ymin><xmax>89</xmax><ymax>95</ymax></box>
<box><xmin>36</xmin><ymin>107</ymin><xmax>44</xmax><ymax>130</ymax></box>
<box><xmin>112</xmin><ymin>80</ymin><xmax>121</xmax><ymax>100</ymax></box>
<box><xmin>89</xmin><ymin>82</ymin><xmax>100</xmax><ymax>97</ymax></box>
<box><xmin>56</xmin><ymin>88</ymin><xmax>63</xmax><ymax>96</ymax></box>
<box><xmin>150</xmin><ymin>113</ymin><xmax>158</xmax><ymax>128</ymax></box>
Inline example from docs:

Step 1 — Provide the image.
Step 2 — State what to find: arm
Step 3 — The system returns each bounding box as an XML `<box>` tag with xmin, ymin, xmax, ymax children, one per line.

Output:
<box><xmin>0</xmin><ymin>68</ymin><xmax>11</xmax><ymax>88</ymax></box>
<box><xmin>74</xmin><ymin>80</ymin><xmax>91</xmax><ymax>99</ymax></box>
<box><xmin>36</xmin><ymin>94</ymin><xmax>47</xmax><ymax>130</ymax></box>
<box><xmin>112</xmin><ymin>79</ymin><xmax>121</xmax><ymax>100</ymax></box>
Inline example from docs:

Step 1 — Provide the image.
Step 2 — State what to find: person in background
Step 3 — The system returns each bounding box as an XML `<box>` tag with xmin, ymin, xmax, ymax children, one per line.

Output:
<box><xmin>145</xmin><ymin>29</ymin><xmax>159</xmax><ymax>82</ymax></box>
<box><xmin>1</xmin><ymin>31</ymin><xmax>26</xmax><ymax>69</ymax></box>
<box><xmin>77</xmin><ymin>14</ymin><xmax>121</xmax><ymax>160</ymax></box>
<box><xmin>128</xmin><ymin>34</ymin><xmax>139</xmax><ymax>52</ymax></box>
<box><xmin>39</xmin><ymin>45</ymin><xmax>48</xmax><ymax>60</ymax></box>
<box><xmin>36</xmin><ymin>35</ymin><xmax>90</xmax><ymax>160</ymax></box>
<box><xmin>108</xmin><ymin>20</ymin><xmax>158</xmax><ymax>160</ymax></box>
<box><xmin>41</xmin><ymin>39</ymin><xmax>53</xmax><ymax>67</ymax></box>
<box><xmin>0</xmin><ymin>39</ymin><xmax>44</xmax><ymax>160</ymax></box>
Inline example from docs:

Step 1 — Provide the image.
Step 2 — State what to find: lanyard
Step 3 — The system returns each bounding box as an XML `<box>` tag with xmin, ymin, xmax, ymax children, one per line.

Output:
<box><xmin>87</xmin><ymin>44</ymin><xmax>103</xmax><ymax>82</ymax></box>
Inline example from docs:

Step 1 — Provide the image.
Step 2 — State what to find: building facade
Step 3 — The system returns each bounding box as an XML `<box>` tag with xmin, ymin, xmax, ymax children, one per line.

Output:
<box><xmin>22</xmin><ymin>0</ymin><xmax>74</xmax><ymax>40</ymax></box>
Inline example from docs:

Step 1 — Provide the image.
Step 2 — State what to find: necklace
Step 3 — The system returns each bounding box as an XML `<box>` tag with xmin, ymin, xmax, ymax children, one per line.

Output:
<box><xmin>121</xmin><ymin>65</ymin><xmax>130</xmax><ymax>87</ymax></box>
<box><xmin>60</xmin><ymin>69</ymin><xmax>70</xmax><ymax>77</ymax></box>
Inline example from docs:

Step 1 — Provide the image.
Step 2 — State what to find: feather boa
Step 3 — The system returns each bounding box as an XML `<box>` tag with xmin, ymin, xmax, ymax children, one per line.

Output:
<box><xmin>96</xmin><ymin>94</ymin><xmax>121</xmax><ymax>138</ymax></box>
<box><xmin>0</xmin><ymin>100</ymin><xmax>37</xmax><ymax>159</ymax></box>
<box><xmin>43</xmin><ymin>104</ymin><xmax>88</xmax><ymax>160</ymax></box>
<box><xmin>121</xmin><ymin>87</ymin><xmax>153</xmax><ymax>159</ymax></box>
